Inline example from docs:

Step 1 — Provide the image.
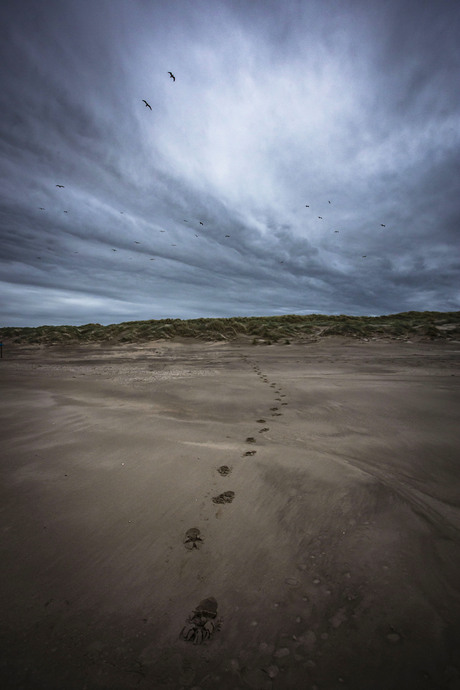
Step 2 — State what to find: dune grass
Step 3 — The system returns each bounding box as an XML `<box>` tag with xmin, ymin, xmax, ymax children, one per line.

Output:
<box><xmin>1</xmin><ymin>311</ymin><xmax>459</xmax><ymax>345</ymax></box>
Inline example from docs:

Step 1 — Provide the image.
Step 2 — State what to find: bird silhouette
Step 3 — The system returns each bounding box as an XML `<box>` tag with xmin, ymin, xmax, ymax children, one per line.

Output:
<box><xmin>334</xmin><ymin>230</ymin><xmax>339</xmax><ymax>233</ymax></box>
<box><xmin>328</xmin><ymin>200</ymin><xmax>331</xmax><ymax>204</ymax></box>
<box><xmin>305</xmin><ymin>205</ymin><xmax>309</xmax><ymax>207</ymax></box>
<box><xmin>362</xmin><ymin>255</ymin><xmax>367</xmax><ymax>258</ymax></box>
<box><xmin>64</xmin><ymin>210</ymin><xmax>68</xmax><ymax>213</ymax></box>
<box><xmin>199</xmin><ymin>221</ymin><xmax>204</xmax><ymax>225</ymax></box>
<box><xmin>39</xmin><ymin>207</ymin><xmax>45</xmax><ymax>210</ymax></box>
<box><xmin>142</xmin><ymin>100</ymin><xmax>152</xmax><ymax>110</ymax></box>
<box><xmin>56</xmin><ymin>185</ymin><xmax>64</xmax><ymax>188</ymax></box>
<box><xmin>225</xmin><ymin>234</ymin><xmax>230</xmax><ymax>237</ymax></box>
<box><xmin>318</xmin><ymin>216</ymin><xmax>323</xmax><ymax>219</ymax></box>
<box><xmin>380</xmin><ymin>224</ymin><xmax>386</xmax><ymax>227</ymax></box>
<box><xmin>134</xmin><ymin>241</ymin><xmax>141</xmax><ymax>244</ymax></box>
<box><xmin>168</xmin><ymin>72</ymin><xmax>175</xmax><ymax>81</ymax></box>
<box><xmin>112</xmin><ymin>249</ymin><xmax>117</xmax><ymax>252</ymax></box>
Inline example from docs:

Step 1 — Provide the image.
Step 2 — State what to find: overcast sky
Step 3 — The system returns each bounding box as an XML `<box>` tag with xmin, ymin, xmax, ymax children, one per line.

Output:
<box><xmin>1</xmin><ymin>0</ymin><xmax>459</xmax><ymax>326</ymax></box>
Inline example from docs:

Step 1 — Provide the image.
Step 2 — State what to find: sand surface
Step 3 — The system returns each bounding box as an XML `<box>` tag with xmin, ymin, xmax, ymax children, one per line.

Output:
<box><xmin>1</xmin><ymin>337</ymin><xmax>460</xmax><ymax>690</ymax></box>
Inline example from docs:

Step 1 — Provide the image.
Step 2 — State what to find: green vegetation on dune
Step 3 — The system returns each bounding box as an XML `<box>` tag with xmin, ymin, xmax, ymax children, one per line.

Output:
<box><xmin>1</xmin><ymin>311</ymin><xmax>459</xmax><ymax>345</ymax></box>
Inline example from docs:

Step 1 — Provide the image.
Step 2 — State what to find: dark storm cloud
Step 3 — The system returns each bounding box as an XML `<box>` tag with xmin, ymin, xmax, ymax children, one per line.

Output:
<box><xmin>0</xmin><ymin>0</ymin><xmax>459</xmax><ymax>326</ymax></box>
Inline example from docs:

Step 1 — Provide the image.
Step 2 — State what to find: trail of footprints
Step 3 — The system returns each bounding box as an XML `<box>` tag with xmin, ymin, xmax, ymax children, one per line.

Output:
<box><xmin>180</xmin><ymin>355</ymin><xmax>289</xmax><ymax>644</ymax></box>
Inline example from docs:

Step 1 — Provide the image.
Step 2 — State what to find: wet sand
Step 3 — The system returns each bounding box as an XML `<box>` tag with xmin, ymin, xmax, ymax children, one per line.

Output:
<box><xmin>1</xmin><ymin>337</ymin><xmax>459</xmax><ymax>689</ymax></box>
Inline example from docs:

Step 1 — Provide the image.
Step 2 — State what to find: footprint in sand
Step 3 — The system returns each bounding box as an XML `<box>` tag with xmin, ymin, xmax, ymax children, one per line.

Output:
<box><xmin>217</xmin><ymin>465</ymin><xmax>232</xmax><ymax>476</ymax></box>
<box><xmin>281</xmin><ymin>402</ymin><xmax>288</xmax><ymax>406</ymax></box>
<box><xmin>212</xmin><ymin>491</ymin><xmax>235</xmax><ymax>504</ymax></box>
<box><xmin>243</xmin><ymin>450</ymin><xmax>256</xmax><ymax>456</ymax></box>
<box><xmin>272</xmin><ymin>412</ymin><xmax>283</xmax><ymax>416</ymax></box>
<box><xmin>183</xmin><ymin>527</ymin><xmax>204</xmax><ymax>550</ymax></box>
<box><xmin>270</xmin><ymin>407</ymin><xmax>279</xmax><ymax>411</ymax></box>
<box><xmin>259</xmin><ymin>427</ymin><xmax>269</xmax><ymax>433</ymax></box>
<box><xmin>180</xmin><ymin>597</ymin><xmax>222</xmax><ymax>645</ymax></box>
<box><xmin>246</xmin><ymin>437</ymin><xmax>256</xmax><ymax>443</ymax></box>
<box><xmin>256</xmin><ymin>419</ymin><xmax>266</xmax><ymax>423</ymax></box>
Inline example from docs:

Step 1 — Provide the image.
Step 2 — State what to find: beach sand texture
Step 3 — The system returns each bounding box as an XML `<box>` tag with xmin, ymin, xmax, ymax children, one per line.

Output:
<box><xmin>1</xmin><ymin>338</ymin><xmax>459</xmax><ymax>689</ymax></box>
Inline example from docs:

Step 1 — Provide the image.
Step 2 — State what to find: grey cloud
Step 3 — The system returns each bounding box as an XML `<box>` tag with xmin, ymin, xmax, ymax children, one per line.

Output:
<box><xmin>0</xmin><ymin>0</ymin><xmax>459</xmax><ymax>326</ymax></box>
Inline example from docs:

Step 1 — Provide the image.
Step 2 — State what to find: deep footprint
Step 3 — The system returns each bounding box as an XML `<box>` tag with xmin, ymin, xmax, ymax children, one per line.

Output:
<box><xmin>217</xmin><ymin>465</ymin><xmax>232</xmax><ymax>476</ymax></box>
<box><xmin>246</xmin><ymin>437</ymin><xmax>256</xmax><ymax>443</ymax></box>
<box><xmin>212</xmin><ymin>491</ymin><xmax>235</xmax><ymax>504</ymax></box>
<box><xmin>256</xmin><ymin>419</ymin><xmax>266</xmax><ymax>423</ymax></box>
<box><xmin>243</xmin><ymin>450</ymin><xmax>256</xmax><ymax>456</ymax></box>
<box><xmin>183</xmin><ymin>527</ymin><xmax>204</xmax><ymax>550</ymax></box>
<box><xmin>180</xmin><ymin>597</ymin><xmax>222</xmax><ymax>645</ymax></box>
<box><xmin>259</xmin><ymin>427</ymin><xmax>269</xmax><ymax>433</ymax></box>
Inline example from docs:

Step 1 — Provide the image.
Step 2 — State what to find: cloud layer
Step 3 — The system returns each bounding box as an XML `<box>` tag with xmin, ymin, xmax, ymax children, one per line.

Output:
<box><xmin>1</xmin><ymin>0</ymin><xmax>459</xmax><ymax>325</ymax></box>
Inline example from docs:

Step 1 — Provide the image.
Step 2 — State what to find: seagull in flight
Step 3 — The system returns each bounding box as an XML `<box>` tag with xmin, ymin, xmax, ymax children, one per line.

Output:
<box><xmin>380</xmin><ymin>224</ymin><xmax>386</xmax><ymax>227</ymax></box>
<box><xmin>168</xmin><ymin>72</ymin><xmax>175</xmax><ymax>81</ymax></box>
<box><xmin>142</xmin><ymin>100</ymin><xmax>152</xmax><ymax>110</ymax></box>
<box><xmin>199</xmin><ymin>221</ymin><xmax>204</xmax><ymax>225</ymax></box>
<box><xmin>305</xmin><ymin>205</ymin><xmax>310</xmax><ymax>207</ymax></box>
<box><xmin>318</xmin><ymin>216</ymin><xmax>323</xmax><ymax>219</ymax></box>
<box><xmin>56</xmin><ymin>184</ymin><xmax>64</xmax><ymax>188</ymax></box>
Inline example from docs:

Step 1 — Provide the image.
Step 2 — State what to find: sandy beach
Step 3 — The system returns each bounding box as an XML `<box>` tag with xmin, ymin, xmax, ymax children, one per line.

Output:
<box><xmin>1</xmin><ymin>337</ymin><xmax>459</xmax><ymax>690</ymax></box>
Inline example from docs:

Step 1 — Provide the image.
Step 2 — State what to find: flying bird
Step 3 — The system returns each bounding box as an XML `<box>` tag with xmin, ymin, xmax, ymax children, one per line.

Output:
<box><xmin>168</xmin><ymin>72</ymin><xmax>175</xmax><ymax>81</ymax></box>
<box><xmin>112</xmin><ymin>249</ymin><xmax>117</xmax><ymax>252</ymax></box>
<box><xmin>134</xmin><ymin>241</ymin><xmax>141</xmax><ymax>244</ymax></box>
<box><xmin>39</xmin><ymin>207</ymin><xmax>45</xmax><ymax>210</ymax></box>
<box><xmin>142</xmin><ymin>100</ymin><xmax>152</xmax><ymax>110</ymax></box>
<box><xmin>199</xmin><ymin>221</ymin><xmax>204</xmax><ymax>225</ymax></box>
<box><xmin>318</xmin><ymin>216</ymin><xmax>323</xmax><ymax>219</ymax></box>
<box><xmin>56</xmin><ymin>185</ymin><xmax>64</xmax><ymax>188</ymax></box>
<box><xmin>305</xmin><ymin>205</ymin><xmax>309</xmax><ymax>207</ymax></box>
<box><xmin>362</xmin><ymin>255</ymin><xmax>367</xmax><ymax>258</ymax></box>
<box><xmin>334</xmin><ymin>230</ymin><xmax>339</xmax><ymax>233</ymax></box>
<box><xmin>380</xmin><ymin>224</ymin><xmax>386</xmax><ymax>227</ymax></box>
<box><xmin>64</xmin><ymin>210</ymin><xmax>68</xmax><ymax>213</ymax></box>
<box><xmin>328</xmin><ymin>200</ymin><xmax>331</xmax><ymax>204</ymax></box>
<box><xmin>225</xmin><ymin>234</ymin><xmax>230</xmax><ymax>237</ymax></box>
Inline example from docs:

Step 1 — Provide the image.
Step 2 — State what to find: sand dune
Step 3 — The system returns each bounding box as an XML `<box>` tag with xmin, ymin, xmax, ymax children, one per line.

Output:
<box><xmin>1</xmin><ymin>338</ymin><xmax>459</xmax><ymax>689</ymax></box>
